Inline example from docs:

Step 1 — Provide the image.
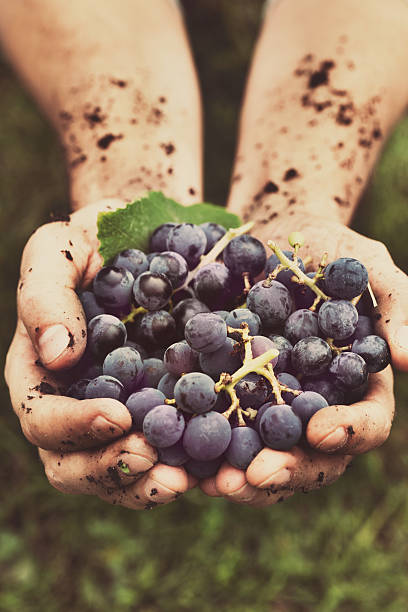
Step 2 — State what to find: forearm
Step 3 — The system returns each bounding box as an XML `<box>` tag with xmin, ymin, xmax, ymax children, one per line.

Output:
<box><xmin>0</xmin><ymin>0</ymin><xmax>202</xmax><ymax>208</ymax></box>
<box><xmin>227</xmin><ymin>0</ymin><xmax>408</xmax><ymax>227</ymax></box>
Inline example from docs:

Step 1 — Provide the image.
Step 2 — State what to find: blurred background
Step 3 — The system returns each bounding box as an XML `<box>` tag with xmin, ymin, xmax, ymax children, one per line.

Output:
<box><xmin>1</xmin><ymin>1</ymin><xmax>408</xmax><ymax>610</ymax></box>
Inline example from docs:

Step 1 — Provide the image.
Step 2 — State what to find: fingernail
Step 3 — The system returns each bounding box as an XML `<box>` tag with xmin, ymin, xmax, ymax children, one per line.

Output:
<box><xmin>259</xmin><ymin>468</ymin><xmax>292</xmax><ymax>489</ymax></box>
<box><xmin>38</xmin><ymin>324</ymin><xmax>71</xmax><ymax>365</ymax></box>
<box><xmin>316</xmin><ymin>427</ymin><xmax>348</xmax><ymax>452</ymax></box>
<box><xmin>90</xmin><ymin>416</ymin><xmax>124</xmax><ymax>440</ymax></box>
<box><xmin>117</xmin><ymin>455</ymin><xmax>154</xmax><ymax>476</ymax></box>
<box><xmin>395</xmin><ymin>325</ymin><xmax>408</xmax><ymax>352</ymax></box>
<box><xmin>228</xmin><ymin>482</ymin><xmax>258</xmax><ymax>502</ymax></box>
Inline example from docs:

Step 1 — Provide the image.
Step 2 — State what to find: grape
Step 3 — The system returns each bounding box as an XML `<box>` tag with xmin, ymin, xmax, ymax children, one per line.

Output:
<box><xmin>149</xmin><ymin>222</ymin><xmax>176</xmax><ymax>252</ymax></box>
<box><xmin>329</xmin><ymin>352</ymin><xmax>368</xmax><ymax>389</ymax></box>
<box><xmin>149</xmin><ymin>251</ymin><xmax>188</xmax><ymax>289</ymax></box>
<box><xmin>302</xmin><ymin>376</ymin><xmax>346</xmax><ymax>405</ymax></box>
<box><xmin>172</xmin><ymin>286</ymin><xmax>196</xmax><ymax>305</ymax></box>
<box><xmin>291</xmin><ymin>391</ymin><xmax>328</xmax><ymax>429</ymax></box>
<box><xmin>226</xmin><ymin>427</ymin><xmax>263</xmax><ymax>470</ymax></box>
<box><xmin>345</xmin><ymin>380</ymin><xmax>369</xmax><ymax>404</ymax></box>
<box><xmin>200</xmin><ymin>222</ymin><xmax>226</xmax><ymax>253</ymax></box>
<box><xmin>349</xmin><ymin>315</ymin><xmax>374</xmax><ymax>341</ymax></box>
<box><xmin>164</xmin><ymin>341</ymin><xmax>199</xmax><ymax>376</ymax></box>
<box><xmin>93</xmin><ymin>266</ymin><xmax>134</xmax><ymax>310</ymax></box>
<box><xmin>172</xmin><ymin>298</ymin><xmax>210</xmax><ymax>335</ymax></box>
<box><xmin>235</xmin><ymin>373</ymin><xmax>271</xmax><ymax>409</ymax></box>
<box><xmin>259</xmin><ymin>404</ymin><xmax>302</xmax><ymax>451</ymax></box>
<box><xmin>356</xmin><ymin>290</ymin><xmax>373</xmax><ymax>315</ymax></box>
<box><xmin>193</xmin><ymin>263</ymin><xmax>233</xmax><ymax>310</ymax></box>
<box><xmin>268</xmin><ymin>335</ymin><xmax>293</xmax><ymax>373</ymax></box>
<box><xmin>185</xmin><ymin>457</ymin><xmax>223</xmax><ymax>479</ymax></box>
<box><xmin>226</xmin><ymin>308</ymin><xmax>261</xmax><ymax>335</ymax></box>
<box><xmin>79</xmin><ymin>291</ymin><xmax>105</xmax><ymax>322</ymax></box>
<box><xmin>247</xmin><ymin>280</ymin><xmax>293</xmax><ymax>330</ymax></box>
<box><xmin>293</xmin><ymin>272</ymin><xmax>320</xmax><ymax>309</ymax></box>
<box><xmin>85</xmin><ymin>375</ymin><xmax>126</xmax><ymax>402</ymax></box>
<box><xmin>143</xmin><ymin>405</ymin><xmax>185</xmax><ymax>448</ymax></box>
<box><xmin>138</xmin><ymin>310</ymin><xmax>176</xmax><ymax>347</ymax></box>
<box><xmin>265</xmin><ymin>251</ymin><xmax>305</xmax><ymax>290</ymax></box>
<box><xmin>103</xmin><ymin>346</ymin><xmax>144</xmax><ymax>392</ymax></box>
<box><xmin>276</xmin><ymin>372</ymin><xmax>302</xmax><ymax>404</ymax></box>
<box><xmin>124</xmin><ymin>340</ymin><xmax>148</xmax><ymax>360</ymax></box>
<box><xmin>184</xmin><ymin>313</ymin><xmax>227</xmax><ymax>353</ymax></box>
<box><xmin>284</xmin><ymin>309</ymin><xmax>320</xmax><ymax>344</ymax></box>
<box><xmin>213</xmin><ymin>310</ymin><xmax>229</xmax><ymax>321</ymax></box>
<box><xmin>318</xmin><ymin>300</ymin><xmax>358</xmax><ymax>340</ymax></box>
<box><xmin>254</xmin><ymin>402</ymin><xmax>274</xmax><ymax>433</ymax></box>
<box><xmin>146</xmin><ymin>252</ymin><xmax>160</xmax><ymax>265</ymax></box>
<box><xmin>88</xmin><ymin>314</ymin><xmax>127</xmax><ymax>359</ymax></box>
<box><xmin>126</xmin><ymin>387</ymin><xmax>166</xmax><ymax>430</ymax></box>
<box><xmin>323</xmin><ymin>257</ymin><xmax>368</xmax><ymax>300</ymax></box>
<box><xmin>174</xmin><ymin>372</ymin><xmax>217</xmax><ymax>414</ymax></box>
<box><xmin>66</xmin><ymin>378</ymin><xmax>91</xmax><ymax>400</ymax></box>
<box><xmin>183</xmin><ymin>411</ymin><xmax>232</xmax><ymax>460</ymax></box>
<box><xmin>291</xmin><ymin>337</ymin><xmax>332</xmax><ymax>376</ymax></box>
<box><xmin>113</xmin><ymin>249</ymin><xmax>148</xmax><ymax>278</ymax></box>
<box><xmin>133</xmin><ymin>271</ymin><xmax>173</xmax><ymax>310</ymax></box>
<box><xmin>213</xmin><ymin>390</ymin><xmax>230</xmax><ymax>413</ymax></box>
<box><xmin>157</xmin><ymin>373</ymin><xmax>179</xmax><ymax>399</ymax></box>
<box><xmin>223</xmin><ymin>235</ymin><xmax>266</xmax><ymax>277</ymax></box>
<box><xmin>250</xmin><ymin>336</ymin><xmax>278</xmax><ymax>367</ymax></box>
<box><xmin>158</xmin><ymin>440</ymin><xmax>189</xmax><ymax>466</ymax></box>
<box><xmin>199</xmin><ymin>337</ymin><xmax>241</xmax><ymax>379</ymax></box>
<box><xmin>167</xmin><ymin>223</ymin><xmax>207</xmax><ymax>269</ymax></box>
<box><xmin>142</xmin><ymin>358</ymin><xmax>167</xmax><ymax>388</ymax></box>
<box><xmin>351</xmin><ymin>335</ymin><xmax>390</xmax><ymax>373</ymax></box>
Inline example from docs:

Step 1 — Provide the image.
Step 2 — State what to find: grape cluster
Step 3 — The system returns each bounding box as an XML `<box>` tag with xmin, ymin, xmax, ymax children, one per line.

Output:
<box><xmin>66</xmin><ymin>220</ymin><xmax>391</xmax><ymax>481</ymax></box>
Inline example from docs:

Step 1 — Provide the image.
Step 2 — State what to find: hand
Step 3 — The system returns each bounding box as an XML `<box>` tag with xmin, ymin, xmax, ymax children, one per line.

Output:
<box><xmin>4</xmin><ymin>199</ymin><xmax>194</xmax><ymax>509</ymax></box>
<box><xmin>203</xmin><ymin>214</ymin><xmax>405</xmax><ymax>505</ymax></box>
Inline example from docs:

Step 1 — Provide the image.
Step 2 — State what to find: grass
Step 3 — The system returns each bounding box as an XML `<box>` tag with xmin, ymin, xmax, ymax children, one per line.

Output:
<box><xmin>0</xmin><ymin>2</ymin><xmax>408</xmax><ymax>610</ymax></box>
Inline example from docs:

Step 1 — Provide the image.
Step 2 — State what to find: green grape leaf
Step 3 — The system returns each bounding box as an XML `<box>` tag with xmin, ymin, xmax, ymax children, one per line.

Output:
<box><xmin>97</xmin><ymin>191</ymin><xmax>241</xmax><ymax>263</ymax></box>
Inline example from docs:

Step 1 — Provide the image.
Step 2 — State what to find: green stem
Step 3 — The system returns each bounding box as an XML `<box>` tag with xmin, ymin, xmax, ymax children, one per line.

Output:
<box><xmin>215</xmin><ymin>348</ymin><xmax>279</xmax><ymax>393</ymax></box>
<box><xmin>121</xmin><ymin>305</ymin><xmax>147</xmax><ymax>324</ymax></box>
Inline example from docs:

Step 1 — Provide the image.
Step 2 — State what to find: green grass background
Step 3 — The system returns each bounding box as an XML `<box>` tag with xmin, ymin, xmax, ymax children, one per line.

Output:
<box><xmin>1</xmin><ymin>2</ymin><xmax>408</xmax><ymax>610</ymax></box>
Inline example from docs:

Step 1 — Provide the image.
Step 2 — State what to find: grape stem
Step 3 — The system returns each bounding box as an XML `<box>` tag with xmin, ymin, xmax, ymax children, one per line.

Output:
<box><xmin>326</xmin><ymin>337</ymin><xmax>352</xmax><ymax>355</ymax></box>
<box><xmin>121</xmin><ymin>305</ymin><xmax>147</xmax><ymax>324</ymax></box>
<box><xmin>175</xmin><ymin>221</ymin><xmax>254</xmax><ymax>294</ymax></box>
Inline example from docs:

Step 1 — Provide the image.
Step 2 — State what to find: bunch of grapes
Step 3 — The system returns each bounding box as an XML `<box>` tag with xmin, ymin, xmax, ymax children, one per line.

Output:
<box><xmin>66</xmin><ymin>220</ymin><xmax>391</xmax><ymax>480</ymax></box>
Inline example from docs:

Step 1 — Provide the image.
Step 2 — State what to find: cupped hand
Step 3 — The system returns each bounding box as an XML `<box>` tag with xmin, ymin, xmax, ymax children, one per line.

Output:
<box><xmin>4</xmin><ymin>199</ymin><xmax>193</xmax><ymax>509</ymax></box>
<box><xmin>206</xmin><ymin>214</ymin><xmax>405</xmax><ymax>505</ymax></box>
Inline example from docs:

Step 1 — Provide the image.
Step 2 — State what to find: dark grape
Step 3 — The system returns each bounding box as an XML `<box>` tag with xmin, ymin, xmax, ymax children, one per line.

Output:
<box><xmin>284</xmin><ymin>309</ymin><xmax>320</xmax><ymax>345</ymax></box>
<box><xmin>199</xmin><ymin>222</ymin><xmax>226</xmax><ymax>254</ymax></box>
<box><xmin>291</xmin><ymin>391</ymin><xmax>328</xmax><ymax>429</ymax></box>
<box><xmin>79</xmin><ymin>291</ymin><xmax>105</xmax><ymax>322</ymax></box>
<box><xmin>329</xmin><ymin>352</ymin><xmax>368</xmax><ymax>389</ymax></box>
<box><xmin>302</xmin><ymin>376</ymin><xmax>346</xmax><ymax>405</ymax></box>
<box><xmin>149</xmin><ymin>251</ymin><xmax>188</xmax><ymax>289</ymax></box>
<box><xmin>126</xmin><ymin>387</ymin><xmax>166</xmax><ymax>430</ymax></box>
<box><xmin>235</xmin><ymin>373</ymin><xmax>271</xmax><ymax>409</ymax></box>
<box><xmin>293</xmin><ymin>272</ymin><xmax>320</xmax><ymax>309</ymax></box>
<box><xmin>138</xmin><ymin>310</ymin><xmax>176</xmax><ymax>347</ymax></box>
<box><xmin>250</xmin><ymin>336</ymin><xmax>278</xmax><ymax>367</ymax></box>
<box><xmin>87</xmin><ymin>314</ymin><xmax>127</xmax><ymax>359</ymax></box>
<box><xmin>183</xmin><ymin>411</ymin><xmax>232</xmax><ymax>460</ymax></box>
<box><xmin>93</xmin><ymin>266</ymin><xmax>134</xmax><ymax>310</ymax></box>
<box><xmin>85</xmin><ymin>375</ymin><xmax>126</xmax><ymax>402</ymax></box>
<box><xmin>223</xmin><ymin>235</ymin><xmax>266</xmax><ymax>277</ymax></box>
<box><xmin>247</xmin><ymin>280</ymin><xmax>293</xmax><ymax>330</ymax></box>
<box><xmin>133</xmin><ymin>272</ymin><xmax>173</xmax><ymax>311</ymax></box>
<box><xmin>174</xmin><ymin>372</ymin><xmax>217</xmax><ymax>414</ymax></box>
<box><xmin>254</xmin><ymin>402</ymin><xmax>275</xmax><ymax>434</ymax></box>
<box><xmin>113</xmin><ymin>249</ymin><xmax>148</xmax><ymax>278</ymax></box>
<box><xmin>103</xmin><ymin>346</ymin><xmax>144</xmax><ymax>392</ymax></box>
<box><xmin>164</xmin><ymin>340</ymin><xmax>199</xmax><ymax>376</ymax></box>
<box><xmin>124</xmin><ymin>340</ymin><xmax>148</xmax><ymax>360</ymax></box>
<box><xmin>185</xmin><ymin>313</ymin><xmax>227</xmax><ymax>353</ymax></box>
<box><xmin>318</xmin><ymin>300</ymin><xmax>358</xmax><ymax>341</ymax></box>
<box><xmin>66</xmin><ymin>378</ymin><xmax>91</xmax><ymax>400</ymax></box>
<box><xmin>149</xmin><ymin>222</ymin><xmax>177</xmax><ymax>252</ymax></box>
<box><xmin>265</xmin><ymin>251</ymin><xmax>305</xmax><ymax>290</ymax></box>
<box><xmin>226</xmin><ymin>427</ymin><xmax>263</xmax><ymax>470</ymax></box>
<box><xmin>172</xmin><ymin>298</ymin><xmax>210</xmax><ymax>335</ymax></box>
<box><xmin>142</xmin><ymin>358</ymin><xmax>167</xmax><ymax>388</ymax></box>
<box><xmin>193</xmin><ymin>263</ymin><xmax>233</xmax><ymax>310</ymax></box>
<box><xmin>185</xmin><ymin>457</ymin><xmax>223</xmax><ymax>479</ymax></box>
<box><xmin>158</xmin><ymin>440</ymin><xmax>189</xmax><ymax>466</ymax></box>
<box><xmin>157</xmin><ymin>373</ymin><xmax>179</xmax><ymax>399</ymax></box>
<box><xmin>143</xmin><ymin>405</ymin><xmax>185</xmax><ymax>448</ymax></box>
<box><xmin>167</xmin><ymin>223</ymin><xmax>207</xmax><ymax>269</ymax></box>
<box><xmin>323</xmin><ymin>257</ymin><xmax>368</xmax><ymax>300</ymax></box>
<box><xmin>226</xmin><ymin>308</ymin><xmax>261</xmax><ymax>335</ymax></box>
<box><xmin>291</xmin><ymin>337</ymin><xmax>332</xmax><ymax>376</ymax></box>
<box><xmin>199</xmin><ymin>337</ymin><xmax>241</xmax><ymax>379</ymax></box>
<box><xmin>276</xmin><ymin>372</ymin><xmax>302</xmax><ymax>404</ymax></box>
<box><xmin>259</xmin><ymin>404</ymin><xmax>302</xmax><ymax>451</ymax></box>
<box><xmin>213</xmin><ymin>310</ymin><xmax>229</xmax><ymax>321</ymax></box>
<box><xmin>351</xmin><ymin>335</ymin><xmax>391</xmax><ymax>373</ymax></box>
<box><xmin>268</xmin><ymin>335</ymin><xmax>293</xmax><ymax>373</ymax></box>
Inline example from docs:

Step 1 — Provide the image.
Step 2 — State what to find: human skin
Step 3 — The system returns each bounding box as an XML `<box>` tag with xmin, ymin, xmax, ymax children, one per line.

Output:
<box><xmin>3</xmin><ymin>0</ymin><xmax>408</xmax><ymax>508</ymax></box>
<box><xmin>204</xmin><ymin>0</ymin><xmax>408</xmax><ymax>506</ymax></box>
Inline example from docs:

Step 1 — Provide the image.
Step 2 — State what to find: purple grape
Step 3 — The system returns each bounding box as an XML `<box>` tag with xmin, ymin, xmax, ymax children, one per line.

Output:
<box><xmin>184</xmin><ymin>313</ymin><xmax>227</xmax><ymax>353</ymax></box>
<box><xmin>302</xmin><ymin>376</ymin><xmax>346</xmax><ymax>405</ymax></box>
<box><xmin>193</xmin><ymin>263</ymin><xmax>233</xmax><ymax>310</ymax></box>
<box><xmin>143</xmin><ymin>405</ymin><xmax>185</xmax><ymax>448</ymax></box>
<box><xmin>323</xmin><ymin>257</ymin><xmax>368</xmax><ymax>300</ymax></box>
<box><xmin>149</xmin><ymin>251</ymin><xmax>188</xmax><ymax>289</ymax></box>
<box><xmin>133</xmin><ymin>272</ymin><xmax>172</xmax><ymax>311</ymax></box>
<box><xmin>167</xmin><ymin>223</ymin><xmax>207</xmax><ymax>269</ymax></box>
<box><xmin>79</xmin><ymin>291</ymin><xmax>105</xmax><ymax>322</ymax></box>
<box><xmin>185</xmin><ymin>457</ymin><xmax>223</xmax><ymax>479</ymax></box>
<box><xmin>351</xmin><ymin>335</ymin><xmax>390</xmax><ymax>373</ymax></box>
<box><xmin>164</xmin><ymin>341</ymin><xmax>199</xmax><ymax>376</ymax></box>
<box><xmin>254</xmin><ymin>402</ymin><xmax>275</xmax><ymax>433</ymax></box>
<box><xmin>226</xmin><ymin>308</ymin><xmax>261</xmax><ymax>335</ymax></box>
<box><xmin>172</xmin><ymin>298</ymin><xmax>210</xmax><ymax>335</ymax></box>
<box><xmin>158</xmin><ymin>440</ymin><xmax>189</xmax><ymax>466</ymax></box>
<box><xmin>157</xmin><ymin>373</ymin><xmax>179</xmax><ymax>399</ymax></box>
<box><xmin>149</xmin><ymin>222</ymin><xmax>177</xmax><ymax>252</ymax></box>
<box><xmin>293</xmin><ymin>272</ymin><xmax>320</xmax><ymax>309</ymax></box>
<box><xmin>276</xmin><ymin>372</ymin><xmax>302</xmax><ymax>404</ymax></box>
<box><xmin>87</xmin><ymin>314</ymin><xmax>127</xmax><ymax>359</ymax></box>
<box><xmin>291</xmin><ymin>391</ymin><xmax>328</xmax><ymax>429</ymax></box>
<box><xmin>126</xmin><ymin>387</ymin><xmax>166</xmax><ymax>430</ymax></box>
<box><xmin>235</xmin><ymin>373</ymin><xmax>271</xmax><ymax>409</ymax></box>
<box><xmin>199</xmin><ymin>222</ymin><xmax>226</xmax><ymax>254</ymax></box>
<box><xmin>183</xmin><ymin>412</ymin><xmax>232</xmax><ymax>460</ymax></box>
<box><xmin>265</xmin><ymin>251</ymin><xmax>305</xmax><ymax>290</ymax></box>
<box><xmin>103</xmin><ymin>346</ymin><xmax>144</xmax><ymax>392</ymax></box>
<box><xmin>268</xmin><ymin>335</ymin><xmax>293</xmax><ymax>373</ymax></box>
<box><xmin>284</xmin><ymin>309</ymin><xmax>320</xmax><ymax>345</ymax></box>
<box><xmin>318</xmin><ymin>300</ymin><xmax>358</xmax><ymax>341</ymax></box>
<box><xmin>247</xmin><ymin>280</ymin><xmax>293</xmax><ymax>330</ymax></box>
<box><xmin>142</xmin><ymin>358</ymin><xmax>167</xmax><ymax>388</ymax></box>
<box><xmin>138</xmin><ymin>310</ymin><xmax>176</xmax><ymax>347</ymax></box>
<box><xmin>85</xmin><ymin>375</ymin><xmax>126</xmax><ymax>402</ymax></box>
<box><xmin>223</xmin><ymin>235</ymin><xmax>266</xmax><ymax>277</ymax></box>
<box><xmin>250</xmin><ymin>336</ymin><xmax>278</xmax><ymax>367</ymax></box>
<box><xmin>259</xmin><ymin>404</ymin><xmax>302</xmax><ymax>451</ymax></box>
<box><xmin>93</xmin><ymin>265</ymin><xmax>134</xmax><ymax>310</ymax></box>
<box><xmin>174</xmin><ymin>372</ymin><xmax>217</xmax><ymax>414</ymax></box>
<box><xmin>199</xmin><ymin>337</ymin><xmax>241</xmax><ymax>379</ymax></box>
<box><xmin>124</xmin><ymin>340</ymin><xmax>148</xmax><ymax>360</ymax></box>
<box><xmin>113</xmin><ymin>249</ymin><xmax>148</xmax><ymax>278</ymax></box>
<box><xmin>226</xmin><ymin>427</ymin><xmax>263</xmax><ymax>470</ymax></box>
<box><xmin>291</xmin><ymin>337</ymin><xmax>332</xmax><ymax>376</ymax></box>
<box><xmin>329</xmin><ymin>352</ymin><xmax>368</xmax><ymax>389</ymax></box>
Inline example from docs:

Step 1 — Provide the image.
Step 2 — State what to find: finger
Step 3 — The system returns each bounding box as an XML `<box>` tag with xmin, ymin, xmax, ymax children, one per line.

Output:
<box><xmin>246</xmin><ymin>446</ymin><xmax>350</xmax><ymax>494</ymax></box>
<box><xmin>307</xmin><ymin>367</ymin><xmax>394</xmax><ymax>454</ymax></box>
<box><xmin>5</xmin><ymin>324</ymin><xmax>132</xmax><ymax>450</ymax></box>
<box><xmin>199</xmin><ymin>477</ymin><xmax>222</xmax><ymax>497</ymax></box>
<box><xmin>39</xmin><ymin>432</ymin><xmax>157</xmax><ymax>494</ymax></box>
<box><xmin>97</xmin><ymin>464</ymin><xmax>189</xmax><ymax>510</ymax></box>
